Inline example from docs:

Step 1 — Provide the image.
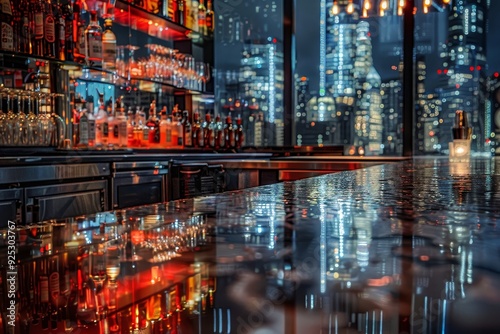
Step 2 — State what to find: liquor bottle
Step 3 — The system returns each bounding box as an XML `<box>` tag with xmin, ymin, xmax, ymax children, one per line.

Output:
<box><xmin>224</xmin><ymin>114</ymin><xmax>236</xmax><ymax>149</ymax></box>
<box><xmin>159</xmin><ymin>106</ymin><xmax>172</xmax><ymax>148</ymax></box>
<box><xmin>73</xmin><ymin>0</ymin><xmax>86</xmax><ymax>63</ymax></box>
<box><xmin>172</xmin><ymin>106</ymin><xmax>183</xmax><ymax>148</ymax></box>
<box><xmin>197</xmin><ymin>0</ymin><xmax>206</xmax><ymax>35</ymax></box>
<box><xmin>63</xmin><ymin>0</ymin><xmax>74</xmax><ymax>61</ymax></box>
<box><xmin>49</xmin><ymin>256</ymin><xmax>60</xmax><ymax>330</ymax></box>
<box><xmin>102</xmin><ymin>18</ymin><xmax>117</xmax><ymax>72</ymax></box>
<box><xmin>127</xmin><ymin>107</ymin><xmax>137</xmax><ymax>147</ymax></box>
<box><xmin>135</xmin><ymin>107</ymin><xmax>149</xmax><ymax>147</ymax></box>
<box><xmin>86</xmin><ymin>97</ymin><xmax>96</xmax><ymax>147</ymax></box>
<box><xmin>215</xmin><ymin>114</ymin><xmax>225</xmax><ymax>149</ymax></box>
<box><xmin>17</xmin><ymin>0</ymin><xmax>31</xmax><ymax>54</ymax></box>
<box><xmin>147</xmin><ymin>100</ymin><xmax>161</xmax><ymax>148</ymax></box>
<box><xmin>192</xmin><ymin>111</ymin><xmax>204</xmax><ymax>148</ymax></box>
<box><xmin>0</xmin><ymin>0</ymin><xmax>14</xmax><ymax>51</ymax></box>
<box><xmin>203</xmin><ymin>112</ymin><xmax>215</xmax><ymax>149</ymax></box>
<box><xmin>44</xmin><ymin>0</ymin><xmax>57</xmax><ymax>58</ymax></box>
<box><xmin>112</xmin><ymin>103</ymin><xmax>128</xmax><ymax>148</ymax></box>
<box><xmin>235</xmin><ymin>115</ymin><xmax>244</xmax><ymax>148</ymax></box>
<box><xmin>205</xmin><ymin>0</ymin><xmax>214</xmax><ymax>35</ymax></box>
<box><xmin>78</xmin><ymin>108</ymin><xmax>90</xmax><ymax>147</ymax></box>
<box><xmin>33</xmin><ymin>0</ymin><xmax>45</xmax><ymax>56</ymax></box>
<box><xmin>167</xmin><ymin>0</ymin><xmax>175</xmax><ymax>20</ymax></box>
<box><xmin>55</xmin><ymin>0</ymin><xmax>66</xmax><ymax>60</ymax></box>
<box><xmin>176</xmin><ymin>0</ymin><xmax>185</xmax><ymax>26</ymax></box>
<box><xmin>182</xmin><ymin>110</ymin><xmax>192</xmax><ymax>147</ymax></box>
<box><xmin>95</xmin><ymin>92</ymin><xmax>109</xmax><ymax>147</ymax></box>
<box><xmin>185</xmin><ymin>0</ymin><xmax>194</xmax><ymax>29</ymax></box>
<box><xmin>84</xmin><ymin>10</ymin><xmax>102</xmax><ymax>67</ymax></box>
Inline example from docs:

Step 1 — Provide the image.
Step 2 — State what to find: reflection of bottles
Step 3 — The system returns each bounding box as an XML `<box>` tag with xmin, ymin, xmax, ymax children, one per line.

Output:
<box><xmin>39</xmin><ymin>260</ymin><xmax>50</xmax><ymax>329</ymax></box>
<box><xmin>102</xmin><ymin>18</ymin><xmax>117</xmax><ymax>72</ymax></box>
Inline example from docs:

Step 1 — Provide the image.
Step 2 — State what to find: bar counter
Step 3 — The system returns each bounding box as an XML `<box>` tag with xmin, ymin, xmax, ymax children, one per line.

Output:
<box><xmin>2</xmin><ymin>157</ymin><xmax>500</xmax><ymax>333</ymax></box>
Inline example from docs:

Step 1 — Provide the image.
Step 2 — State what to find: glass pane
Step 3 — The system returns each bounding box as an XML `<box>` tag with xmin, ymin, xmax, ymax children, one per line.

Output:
<box><xmin>295</xmin><ymin>0</ymin><xmax>403</xmax><ymax>156</ymax></box>
<box><xmin>214</xmin><ymin>0</ymin><xmax>285</xmax><ymax>147</ymax></box>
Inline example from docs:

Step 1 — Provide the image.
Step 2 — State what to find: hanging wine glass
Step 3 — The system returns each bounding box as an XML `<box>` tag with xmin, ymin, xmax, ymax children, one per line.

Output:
<box><xmin>0</xmin><ymin>88</ymin><xmax>7</xmax><ymax>145</ymax></box>
<box><xmin>26</xmin><ymin>92</ymin><xmax>39</xmax><ymax>146</ymax></box>
<box><xmin>50</xmin><ymin>94</ymin><xmax>66</xmax><ymax>148</ymax></box>
<box><xmin>17</xmin><ymin>92</ymin><xmax>29</xmax><ymax>146</ymax></box>
<box><xmin>5</xmin><ymin>89</ymin><xmax>17</xmax><ymax>146</ymax></box>
<box><xmin>37</xmin><ymin>92</ymin><xmax>52</xmax><ymax>146</ymax></box>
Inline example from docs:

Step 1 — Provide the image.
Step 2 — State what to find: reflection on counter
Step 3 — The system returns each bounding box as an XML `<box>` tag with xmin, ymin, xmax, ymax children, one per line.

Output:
<box><xmin>1</xmin><ymin>158</ymin><xmax>500</xmax><ymax>333</ymax></box>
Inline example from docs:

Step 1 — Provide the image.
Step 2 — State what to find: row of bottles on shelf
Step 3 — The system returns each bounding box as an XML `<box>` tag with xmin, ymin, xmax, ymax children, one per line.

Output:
<box><xmin>130</xmin><ymin>0</ymin><xmax>214</xmax><ymax>36</ymax></box>
<box><xmin>0</xmin><ymin>0</ymin><xmax>212</xmax><ymax>67</ymax></box>
<box><xmin>73</xmin><ymin>94</ymin><xmax>244</xmax><ymax>150</ymax></box>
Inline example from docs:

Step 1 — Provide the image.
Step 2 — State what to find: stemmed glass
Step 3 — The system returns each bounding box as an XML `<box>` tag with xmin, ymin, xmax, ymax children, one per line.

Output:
<box><xmin>0</xmin><ymin>88</ymin><xmax>7</xmax><ymax>145</ymax></box>
<box><xmin>4</xmin><ymin>89</ymin><xmax>17</xmax><ymax>145</ymax></box>
<box><xmin>17</xmin><ymin>92</ymin><xmax>29</xmax><ymax>146</ymax></box>
<box><xmin>26</xmin><ymin>92</ymin><xmax>39</xmax><ymax>146</ymax></box>
<box><xmin>50</xmin><ymin>93</ymin><xmax>66</xmax><ymax>148</ymax></box>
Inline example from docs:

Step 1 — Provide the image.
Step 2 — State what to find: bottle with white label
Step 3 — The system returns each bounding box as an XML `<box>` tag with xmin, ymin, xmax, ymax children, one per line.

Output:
<box><xmin>84</xmin><ymin>10</ymin><xmax>102</xmax><ymax>67</ymax></box>
<box><xmin>102</xmin><ymin>18</ymin><xmax>116</xmax><ymax>72</ymax></box>
<box><xmin>0</xmin><ymin>0</ymin><xmax>14</xmax><ymax>52</ymax></box>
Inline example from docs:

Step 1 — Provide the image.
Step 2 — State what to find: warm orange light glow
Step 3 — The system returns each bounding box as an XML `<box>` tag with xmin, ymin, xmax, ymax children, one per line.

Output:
<box><xmin>332</xmin><ymin>3</ymin><xmax>339</xmax><ymax>15</ymax></box>
<box><xmin>424</xmin><ymin>0</ymin><xmax>431</xmax><ymax>5</ymax></box>
<box><xmin>364</xmin><ymin>0</ymin><xmax>371</xmax><ymax>10</ymax></box>
<box><xmin>443</xmin><ymin>0</ymin><xmax>451</xmax><ymax>3</ymax></box>
<box><xmin>347</xmin><ymin>2</ymin><xmax>354</xmax><ymax>14</ymax></box>
<box><xmin>423</xmin><ymin>5</ymin><xmax>429</xmax><ymax>13</ymax></box>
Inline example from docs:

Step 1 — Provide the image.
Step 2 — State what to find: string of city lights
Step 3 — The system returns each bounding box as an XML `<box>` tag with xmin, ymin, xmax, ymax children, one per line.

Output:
<box><xmin>331</xmin><ymin>0</ymin><xmax>451</xmax><ymax>17</ymax></box>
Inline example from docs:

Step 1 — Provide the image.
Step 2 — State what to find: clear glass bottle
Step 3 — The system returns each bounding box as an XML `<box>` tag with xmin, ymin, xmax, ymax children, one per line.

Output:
<box><xmin>0</xmin><ymin>0</ymin><xmax>14</xmax><ymax>51</ymax></box>
<box><xmin>182</xmin><ymin>110</ymin><xmax>192</xmax><ymax>147</ymax></box>
<box><xmin>192</xmin><ymin>111</ymin><xmax>204</xmax><ymax>148</ymax></box>
<box><xmin>102</xmin><ymin>18</ymin><xmax>117</xmax><ymax>72</ymax></box>
<box><xmin>159</xmin><ymin>106</ymin><xmax>172</xmax><ymax>148</ymax></box>
<box><xmin>84</xmin><ymin>10</ymin><xmax>102</xmax><ymax>67</ymax></box>
<box><xmin>197</xmin><ymin>0</ymin><xmax>206</xmax><ymax>35</ymax></box>
<box><xmin>147</xmin><ymin>100</ymin><xmax>161</xmax><ymax>148</ymax></box>
<box><xmin>205</xmin><ymin>0</ymin><xmax>214</xmax><ymax>35</ymax></box>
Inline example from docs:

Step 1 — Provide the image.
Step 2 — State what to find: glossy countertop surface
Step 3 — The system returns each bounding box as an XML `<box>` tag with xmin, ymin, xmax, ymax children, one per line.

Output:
<box><xmin>4</xmin><ymin>157</ymin><xmax>500</xmax><ymax>334</ymax></box>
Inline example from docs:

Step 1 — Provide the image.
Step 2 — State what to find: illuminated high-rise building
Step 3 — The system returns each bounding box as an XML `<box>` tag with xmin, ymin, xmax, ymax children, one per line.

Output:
<box><xmin>239</xmin><ymin>38</ymin><xmax>285</xmax><ymax>145</ymax></box>
<box><xmin>440</xmin><ymin>0</ymin><xmax>490</xmax><ymax>153</ymax></box>
<box><xmin>325</xmin><ymin>1</ymin><xmax>359</xmax><ymax>145</ymax></box>
<box><xmin>381</xmin><ymin>79</ymin><xmax>403</xmax><ymax>155</ymax></box>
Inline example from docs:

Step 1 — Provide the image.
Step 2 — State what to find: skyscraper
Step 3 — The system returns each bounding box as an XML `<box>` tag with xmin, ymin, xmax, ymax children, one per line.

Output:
<box><xmin>440</xmin><ymin>0</ymin><xmax>490</xmax><ymax>153</ymax></box>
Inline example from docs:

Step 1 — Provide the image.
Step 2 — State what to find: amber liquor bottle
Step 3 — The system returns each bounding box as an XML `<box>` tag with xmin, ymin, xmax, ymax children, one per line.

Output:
<box><xmin>44</xmin><ymin>0</ymin><xmax>57</xmax><ymax>58</ymax></box>
<box><xmin>0</xmin><ymin>0</ymin><xmax>14</xmax><ymax>51</ymax></box>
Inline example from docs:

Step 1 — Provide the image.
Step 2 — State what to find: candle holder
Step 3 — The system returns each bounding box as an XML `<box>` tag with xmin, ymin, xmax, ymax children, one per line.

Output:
<box><xmin>449</xmin><ymin>110</ymin><xmax>472</xmax><ymax>163</ymax></box>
